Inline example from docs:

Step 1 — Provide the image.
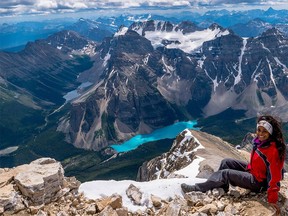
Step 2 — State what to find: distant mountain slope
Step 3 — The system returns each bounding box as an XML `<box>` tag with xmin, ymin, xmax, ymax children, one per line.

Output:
<box><xmin>0</xmin><ymin>30</ymin><xmax>94</xmax><ymax>106</ymax></box>
<box><xmin>230</xmin><ymin>18</ymin><xmax>273</xmax><ymax>37</ymax></box>
<box><xmin>0</xmin><ymin>20</ymin><xmax>72</xmax><ymax>51</ymax></box>
<box><xmin>0</xmin><ymin>30</ymin><xmax>94</xmax><ymax>152</ymax></box>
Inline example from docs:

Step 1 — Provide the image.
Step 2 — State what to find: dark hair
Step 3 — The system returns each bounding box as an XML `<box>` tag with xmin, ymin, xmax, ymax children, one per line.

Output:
<box><xmin>257</xmin><ymin>115</ymin><xmax>286</xmax><ymax>161</ymax></box>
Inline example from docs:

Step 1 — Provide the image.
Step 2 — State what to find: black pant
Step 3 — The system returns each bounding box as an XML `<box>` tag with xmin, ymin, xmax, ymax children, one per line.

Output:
<box><xmin>195</xmin><ymin>158</ymin><xmax>265</xmax><ymax>192</ymax></box>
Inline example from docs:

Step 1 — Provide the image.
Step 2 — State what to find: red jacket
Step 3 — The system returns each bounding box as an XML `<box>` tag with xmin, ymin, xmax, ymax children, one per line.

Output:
<box><xmin>247</xmin><ymin>141</ymin><xmax>284</xmax><ymax>203</ymax></box>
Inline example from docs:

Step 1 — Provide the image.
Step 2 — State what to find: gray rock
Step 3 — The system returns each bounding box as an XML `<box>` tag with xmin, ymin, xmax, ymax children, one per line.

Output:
<box><xmin>126</xmin><ymin>184</ymin><xmax>142</xmax><ymax>205</ymax></box>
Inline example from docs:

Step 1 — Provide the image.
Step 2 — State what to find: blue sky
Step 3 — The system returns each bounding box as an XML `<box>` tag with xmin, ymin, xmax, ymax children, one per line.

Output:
<box><xmin>0</xmin><ymin>0</ymin><xmax>288</xmax><ymax>19</ymax></box>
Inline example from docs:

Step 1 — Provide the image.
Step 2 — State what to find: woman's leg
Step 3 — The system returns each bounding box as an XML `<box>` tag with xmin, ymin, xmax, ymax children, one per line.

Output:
<box><xmin>183</xmin><ymin>168</ymin><xmax>262</xmax><ymax>193</ymax></box>
<box><xmin>198</xmin><ymin>168</ymin><xmax>261</xmax><ymax>191</ymax></box>
<box><xmin>218</xmin><ymin>158</ymin><xmax>248</xmax><ymax>171</ymax></box>
<box><xmin>181</xmin><ymin>158</ymin><xmax>251</xmax><ymax>193</ymax></box>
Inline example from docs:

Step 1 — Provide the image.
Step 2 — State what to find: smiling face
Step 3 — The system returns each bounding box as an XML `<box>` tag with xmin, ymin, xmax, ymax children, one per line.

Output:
<box><xmin>256</xmin><ymin>126</ymin><xmax>270</xmax><ymax>141</ymax></box>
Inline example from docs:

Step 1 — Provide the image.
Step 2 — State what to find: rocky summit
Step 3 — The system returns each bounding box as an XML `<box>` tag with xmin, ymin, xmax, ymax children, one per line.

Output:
<box><xmin>1</xmin><ymin>130</ymin><xmax>288</xmax><ymax>215</ymax></box>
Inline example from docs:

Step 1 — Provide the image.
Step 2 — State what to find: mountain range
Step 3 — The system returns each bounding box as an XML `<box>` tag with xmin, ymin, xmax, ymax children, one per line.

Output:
<box><xmin>1</xmin><ymin>11</ymin><xmax>288</xmax><ymax>179</ymax></box>
<box><xmin>55</xmin><ymin>21</ymin><xmax>288</xmax><ymax>151</ymax></box>
<box><xmin>1</xmin><ymin>7</ymin><xmax>288</xmax><ymax>51</ymax></box>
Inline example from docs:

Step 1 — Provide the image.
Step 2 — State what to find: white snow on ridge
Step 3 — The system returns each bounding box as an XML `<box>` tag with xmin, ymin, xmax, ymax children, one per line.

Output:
<box><xmin>252</xmin><ymin>60</ymin><xmax>263</xmax><ymax>82</ymax></box>
<box><xmin>234</xmin><ymin>38</ymin><xmax>247</xmax><ymax>86</ymax></box>
<box><xmin>114</xmin><ymin>26</ymin><xmax>129</xmax><ymax>37</ymax></box>
<box><xmin>261</xmin><ymin>42</ymin><xmax>271</xmax><ymax>52</ymax></box>
<box><xmin>274</xmin><ymin>57</ymin><xmax>288</xmax><ymax>74</ymax></box>
<box><xmin>142</xmin><ymin>27</ymin><xmax>229</xmax><ymax>54</ymax></box>
<box><xmin>267</xmin><ymin>57</ymin><xmax>277</xmax><ymax>87</ymax></box>
<box><xmin>197</xmin><ymin>55</ymin><xmax>206</xmax><ymax>69</ymax></box>
<box><xmin>204</xmin><ymin>68</ymin><xmax>219</xmax><ymax>92</ymax></box>
<box><xmin>161</xmin><ymin>56</ymin><xmax>174</xmax><ymax>75</ymax></box>
<box><xmin>103</xmin><ymin>49</ymin><xmax>111</xmax><ymax>67</ymax></box>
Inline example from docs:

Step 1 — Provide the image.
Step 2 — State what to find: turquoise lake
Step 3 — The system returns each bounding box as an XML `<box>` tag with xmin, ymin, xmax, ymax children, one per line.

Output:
<box><xmin>111</xmin><ymin>120</ymin><xmax>200</xmax><ymax>152</ymax></box>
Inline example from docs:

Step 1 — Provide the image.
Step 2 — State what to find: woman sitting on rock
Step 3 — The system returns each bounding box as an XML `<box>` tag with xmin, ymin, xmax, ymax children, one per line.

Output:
<box><xmin>181</xmin><ymin>115</ymin><xmax>286</xmax><ymax>215</ymax></box>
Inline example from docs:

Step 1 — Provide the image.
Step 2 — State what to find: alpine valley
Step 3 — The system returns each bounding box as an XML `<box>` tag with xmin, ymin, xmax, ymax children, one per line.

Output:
<box><xmin>0</xmin><ymin>8</ymin><xmax>288</xmax><ymax>181</ymax></box>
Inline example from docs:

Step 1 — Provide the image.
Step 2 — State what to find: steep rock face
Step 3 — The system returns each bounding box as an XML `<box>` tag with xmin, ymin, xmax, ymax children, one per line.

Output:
<box><xmin>2</xmin><ymin>20</ymin><xmax>288</xmax><ymax>152</ymax></box>
<box><xmin>176</xmin><ymin>21</ymin><xmax>203</xmax><ymax>34</ymax></box>
<box><xmin>201</xmin><ymin>28</ymin><xmax>288</xmax><ymax>117</ymax></box>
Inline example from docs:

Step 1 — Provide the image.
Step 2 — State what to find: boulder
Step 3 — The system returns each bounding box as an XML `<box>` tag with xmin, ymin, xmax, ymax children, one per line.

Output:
<box><xmin>14</xmin><ymin>158</ymin><xmax>65</xmax><ymax>205</ymax></box>
<box><xmin>126</xmin><ymin>184</ymin><xmax>142</xmax><ymax>205</ymax></box>
<box><xmin>0</xmin><ymin>157</ymin><xmax>69</xmax><ymax>212</ymax></box>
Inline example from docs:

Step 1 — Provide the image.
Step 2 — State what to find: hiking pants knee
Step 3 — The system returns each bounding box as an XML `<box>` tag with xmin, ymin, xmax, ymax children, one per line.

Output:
<box><xmin>195</xmin><ymin>158</ymin><xmax>263</xmax><ymax>192</ymax></box>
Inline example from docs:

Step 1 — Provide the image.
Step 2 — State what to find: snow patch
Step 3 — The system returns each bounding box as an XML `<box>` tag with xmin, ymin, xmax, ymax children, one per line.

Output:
<box><xmin>197</xmin><ymin>55</ymin><xmax>206</xmax><ymax>69</ymax></box>
<box><xmin>139</xmin><ymin>25</ymin><xmax>230</xmax><ymax>54</ymax></box>
<box><xmin>234</xmin><ymin>38</ymin><xmax>247</xmax><ymax>86</ymax></box>
<box><xmin>103</xmin><ymin>50</ymin><xmax>111</xmax><ymax>67</ymax></box>
<box><xmin>274</xmin><ymin>57</ymin><xmax>288</xmax><ymax>74</ymax></box>
<box><xmin>71</xmin><ymin>42</ymin><xmax>96</xmax><ymax>56</ymax></box>
<box><xmin>204</xmin><ymin>69</ymin><xmax>219</xmax><ymax>92</ymax></box>
<box><xmin>266</xmin><ymin>57</ymin><xmax>276</xmax><ymax>87</ymax></box>
<box><xmin>114</xmin><ymin>27</ymin><xmax>128</xmax><ymax>37</ymax></box>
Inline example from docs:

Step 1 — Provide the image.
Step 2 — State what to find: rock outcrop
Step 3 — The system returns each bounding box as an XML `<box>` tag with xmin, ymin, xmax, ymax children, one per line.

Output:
<box><xmin>0</xmin><ymin>158</ymin><xmax>80</xmax><ymax>215</ymax></box>
<box><xmin>137</xmin><ymin>129</ymin><xmax>249</xmax><ymax>181</ymax></box>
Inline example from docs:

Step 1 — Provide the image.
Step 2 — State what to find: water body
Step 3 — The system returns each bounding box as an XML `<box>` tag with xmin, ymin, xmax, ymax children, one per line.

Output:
<box><xmin>63</xmin><ymin>82</ymin><xmax>93</xmax><ymax>101</ymax></box>
<box><xmin>0</xmin><ymin>146</ymin><xmax>19</xmax><ymax>156</ymax></box>
<box><xmin>111</xmin><ymin>120</ymin><xmax>200</xmax><ymax>153</ymax></box>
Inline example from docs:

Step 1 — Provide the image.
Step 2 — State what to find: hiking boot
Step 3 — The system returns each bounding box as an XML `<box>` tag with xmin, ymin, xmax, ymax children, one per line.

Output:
<box><xmin>181</xmin><ymin>183</ymin><xmax>198</xmax><ymax>193</ymax></box>
<box><xmin>222</xmin><ymin>185</ymin><xmax>229</xmax><ymax>193</ymax></box>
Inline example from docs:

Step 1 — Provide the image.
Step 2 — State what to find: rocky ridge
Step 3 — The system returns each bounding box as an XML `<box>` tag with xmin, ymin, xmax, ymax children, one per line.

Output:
<box><xmin>1</xmin><ymin>131</ymin><xmax>288</xmax><ymax>215</ymax></box>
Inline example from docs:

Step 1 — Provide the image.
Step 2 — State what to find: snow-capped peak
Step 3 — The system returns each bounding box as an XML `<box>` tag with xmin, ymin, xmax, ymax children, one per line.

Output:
<box><xmin>131</xmin><ymin>21</ymin><xmax>230</xmax><ymax>54</ymax></box>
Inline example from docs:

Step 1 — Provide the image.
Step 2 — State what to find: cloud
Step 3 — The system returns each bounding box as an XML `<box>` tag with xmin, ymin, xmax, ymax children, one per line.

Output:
<box><xmin>0</xmin><ymin>0</ymin><xmax>287</xmax><ymax>17</ymax></box>
<box><xmin>35</xmin><ymin>0</ymin><xmax>58</xmax><ymax>10</ymax></box>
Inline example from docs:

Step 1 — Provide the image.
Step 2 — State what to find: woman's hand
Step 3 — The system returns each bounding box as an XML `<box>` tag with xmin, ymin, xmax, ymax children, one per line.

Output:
<box><xmin>270</xmin><ymin>203</ymin><xmax>281</xmax><ymax>216</ymax></box>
